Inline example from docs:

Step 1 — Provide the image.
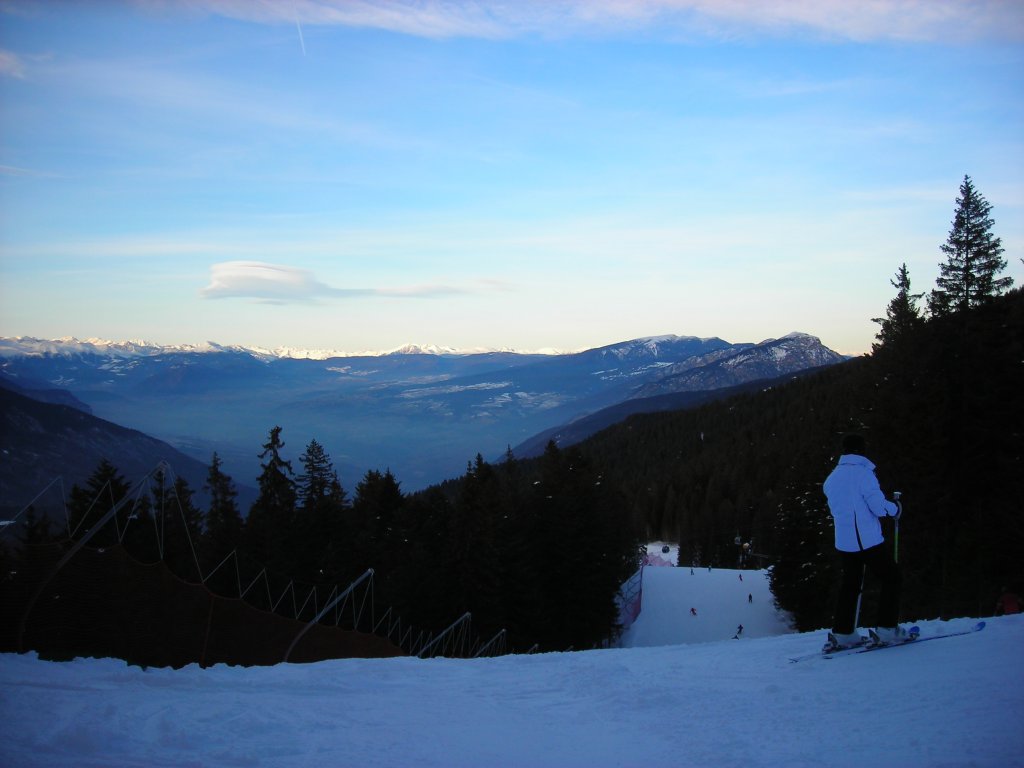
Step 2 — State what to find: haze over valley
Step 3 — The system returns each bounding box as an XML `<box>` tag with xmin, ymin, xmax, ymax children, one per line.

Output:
<box><xmin>1</xmin><ymin>330</ymin><xmax>844</xmax><ymax>502</ymax></box>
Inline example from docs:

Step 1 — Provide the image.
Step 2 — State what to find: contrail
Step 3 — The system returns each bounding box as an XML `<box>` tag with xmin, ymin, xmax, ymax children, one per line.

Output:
<box><xmin>296</xmin><ymin>18</ymin><xmax>306</xmax><ymax>56</ymax></box>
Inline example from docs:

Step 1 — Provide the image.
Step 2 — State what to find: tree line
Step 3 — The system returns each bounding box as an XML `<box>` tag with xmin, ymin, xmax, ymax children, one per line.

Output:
<box><xmin>8</xmin><ymin>427</ymin><xmax>641</xmax><ymax>654</ymax></box>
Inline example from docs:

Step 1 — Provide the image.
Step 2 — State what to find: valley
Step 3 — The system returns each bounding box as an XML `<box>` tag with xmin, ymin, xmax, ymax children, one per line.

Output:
<box><xmin>0</xmin><ymin>333</ymin><xmax>845</xmax><ymax>501</ymax></box>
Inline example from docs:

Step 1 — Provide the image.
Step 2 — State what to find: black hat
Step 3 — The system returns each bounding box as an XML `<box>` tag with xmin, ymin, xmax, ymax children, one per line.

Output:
<box><xmin>841</xmin><ymin>433</ymin><xmax>866</xmax><ymax>455</ymax></box>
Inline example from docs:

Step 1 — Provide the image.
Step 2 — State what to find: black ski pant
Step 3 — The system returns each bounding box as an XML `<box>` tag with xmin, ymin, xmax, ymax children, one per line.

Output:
<box><xmin>832</xmin><ymin>542</ymin><xmax>901</xmax><ymax>635</ymax></box>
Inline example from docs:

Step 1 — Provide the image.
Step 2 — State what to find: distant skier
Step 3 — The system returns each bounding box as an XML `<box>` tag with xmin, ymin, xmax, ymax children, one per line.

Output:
<box><xmin>748</xmin><ymin>593</ymin><xmax>753</xmax><ymax>604</ymax></box>
<box><xmin>738</xmin><ymin>573</ymin><xmax>743</xmax><ymax>582</ymax></box>
<box><xmin>823</xmin><ymin>433</ymin><xmax>904</xmax><ymax>651</ymax></box>
<box><xmin>737</xmin><ymin>624</ymin><xmax>743</xmax><ymax>635</ymax></box>
<box><xmin>690</xmin><ymin>607</ymin><xmax>697</xmax><ymax>616</ymax></box>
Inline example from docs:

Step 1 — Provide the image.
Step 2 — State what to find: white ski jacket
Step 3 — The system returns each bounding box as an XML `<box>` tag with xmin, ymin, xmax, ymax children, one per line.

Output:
<box><xmin>823</xmin><ymin>454</ymin><xmax>899</xmax><ymax>552</ymax></box>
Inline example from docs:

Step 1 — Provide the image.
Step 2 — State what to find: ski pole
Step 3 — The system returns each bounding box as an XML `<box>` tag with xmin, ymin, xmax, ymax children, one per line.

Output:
<box><xmin>893</xmin><ymin>491</ymin><xmax>902</xmax><ymax>563</ymax></box>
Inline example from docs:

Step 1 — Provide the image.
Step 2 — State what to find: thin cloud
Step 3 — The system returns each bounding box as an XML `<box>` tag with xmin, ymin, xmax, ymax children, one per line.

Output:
<box><xmin>39</xmin><ymin>57</ymin><xmax>407</xmax><ymax>151</ymax></box>
<box><xmin>0</xmin><ymin>164</ymin><xmax>59</xmax><ymax>178</ymax></box>
<box><xmin>678</xmin><ymin>0</ymin><xmax>1024</xmax><ymax>43</ymax></box>
<box><xmin>186</xmin><ymin>0</ymin><xmax>1024</xmax><ymax>43</ymax></box>
<box><xmin>0</xmin><ymin>49</ymin><xmax>26</xmax><ymax>78</ymax></box>
<box><xmin>377</xmin><ymin>283</ymin><xmax>469</xmax><ymax>298</ymax></box>
<box><xmin>183</xmin><ymin>0</ymin><xmax>510</xmax><ymax>39</ymax></box>
<box><xmin>200</xmin><ymin>261</ymin><xmax>369</xmax><ymax>302</ymax></box>
<box><xmin>199</xmin><ymin>261</ymin><xmax>469</xmax><ymax>303</ymax></box>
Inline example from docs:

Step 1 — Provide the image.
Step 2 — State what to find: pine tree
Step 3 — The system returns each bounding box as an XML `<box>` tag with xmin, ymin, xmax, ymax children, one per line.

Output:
<box><xmin>768</xmin><ymin>481</ymin><xmax>836</xmax><ymax>631</ymax></box>
<box><xmin>872</xmin><ymin>263</ymin><xmax>924</xmax><ymax>350</ymax></box>
<box><xmin>294</xmin><ymin>439</ymin><xmax>348</xmax><ymax>583</ymax></box>
<box><xmin>929</xmin><ymin>175</ymin><xmax>1011</xmax><ymax>316</ymax></box>
<box><xmin>245</xmin><ymin>426</ymin><xmax>297</xmax><ymax>571</ymax></box>
<box><xmin>350</xmin><ymin>469</ymin><xmax>404</xmax><ymax>592</ymax></box>
<box><xmin>296</xmin><ymin>439</ymin><xmax>334</xmax><ymax>509</ymax></box>
<box><xmin>352</xmin><ymin>470</ymin><xmax>403</xmax><ymax>547</ymax></box>
<box><xmin>445</xmin><ymin>455</ymin><xmax>502</xmax><ymax>631</ymax></box>
<box><xmin>162</xmin><ymin>475</ymin><xmax>204</xmax><ymax>581</ymax></box>
<box><xmin>67</xmin><ymin>459</ymin><xmax>130</xmax><ymax>547</ymax></box>
<box><xmin>201</xmin><ymin>452</ymin><xmax>244</xmax><ymax>594</ymax></box>
<box><xmin>202</xmin><ymin>455</ymin><xmax>242</xmax><ymax>553</ymax></box>
<box><xmin>122</xmin><ymin>469</ymin><xmax>160</xmax><ymax>562</ymax></box>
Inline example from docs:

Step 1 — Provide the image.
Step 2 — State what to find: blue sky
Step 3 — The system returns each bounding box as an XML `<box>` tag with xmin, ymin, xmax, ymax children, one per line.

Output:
<box><xmin>1</xmin><ymin>1</ymin><xmax>1022</xmax><ymax>355</ymax></box>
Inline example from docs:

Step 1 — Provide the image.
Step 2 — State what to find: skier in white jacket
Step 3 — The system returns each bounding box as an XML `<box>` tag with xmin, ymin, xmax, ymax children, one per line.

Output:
<box><xmin>823</xmin><ymin>433</ymin><xmax>904</xmax><ymax>650</ymax></box>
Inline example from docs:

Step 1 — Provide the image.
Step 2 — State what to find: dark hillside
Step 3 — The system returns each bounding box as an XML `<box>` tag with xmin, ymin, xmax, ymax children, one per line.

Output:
<box><xmin>0</xmin><ymin>384</ymin><xmax>218</xmax><ymax>516</ymax></box>
<box><xmin>511</xmin><ymin>365</ymin><xmax>835</xmax><ymax>459</ymax></box>
<box><xmin>572</xmin><ymin>289</ymin><xmax>1023</xmax><ymax>629</ymax></box>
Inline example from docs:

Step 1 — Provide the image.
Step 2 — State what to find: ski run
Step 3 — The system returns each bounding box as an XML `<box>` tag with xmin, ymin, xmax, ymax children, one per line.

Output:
<box><xmin>1</xmin><ymin>546</ymin><xmax>1021</xmax><ymax>767</ymax></box>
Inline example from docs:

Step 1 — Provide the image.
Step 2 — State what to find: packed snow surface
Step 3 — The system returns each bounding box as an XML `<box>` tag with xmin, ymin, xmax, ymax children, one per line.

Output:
<box><xmin>1</xmin><ymin>559</ymin><xmax>1022</xmax><ymax>767</ymax></box>
<box><xmin>620</xmin><ymin>546</ymin><xmax>791</xmax><ymax>647</ymax></box>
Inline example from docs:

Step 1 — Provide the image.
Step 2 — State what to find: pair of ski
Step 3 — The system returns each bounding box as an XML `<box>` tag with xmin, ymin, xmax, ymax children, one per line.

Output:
<box><xmin>788</xmin><ymin>621</ymin><xmax>986</xmax><ymax>663</ymax></box>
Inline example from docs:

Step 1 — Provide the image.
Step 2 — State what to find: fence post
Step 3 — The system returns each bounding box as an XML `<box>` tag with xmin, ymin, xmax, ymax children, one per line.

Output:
<box><xmin>417</xmin><ymin>612</ymin><xmax>471</xmax><ymax>659</ymax></box>
<box><xmin>283</xmin><ymin>569</ymin><xmax>374</xmax><ymax>662</ymax></box>
<box><xmin>200</xmin><ymin>593</ymin><xmax>215</xmax><ymax>668</ymax></box>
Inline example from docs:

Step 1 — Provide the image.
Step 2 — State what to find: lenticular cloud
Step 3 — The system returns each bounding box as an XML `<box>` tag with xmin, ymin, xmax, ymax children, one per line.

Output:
<box><xmin>200</xmin><ymin>260</ymin><xmax>473</xmax><ymax>303</ymax></box>
<box><xmin>200</xmin><ymin>261</ymin><xmax>365</xmax><ymax>303</ymax></box>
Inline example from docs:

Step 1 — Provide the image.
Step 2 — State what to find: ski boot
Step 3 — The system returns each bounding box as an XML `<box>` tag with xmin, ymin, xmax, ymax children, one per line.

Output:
<box><xmin>868</xmin><ymin>625</ymin><xmax>911</xmax><ymax>647</ymax></box>
<box><xmin>823</xmin><ymin>631</ymin><xmax>867</xmax><ymax>653</ymax></box>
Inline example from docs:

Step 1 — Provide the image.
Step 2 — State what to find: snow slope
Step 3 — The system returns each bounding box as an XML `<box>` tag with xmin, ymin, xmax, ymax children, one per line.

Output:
<box><xmin>1</xmin><ymin>566</ymin><xmax>1022</xmax><ymax>767</ymax></box>
<box><xmin>621</xmin><ymin>544</ymin><xmax>793</xmax><ymax>647</ymax></box>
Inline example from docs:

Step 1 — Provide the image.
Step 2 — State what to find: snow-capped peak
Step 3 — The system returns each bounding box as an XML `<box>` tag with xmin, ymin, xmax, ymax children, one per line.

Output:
<box><xmin>0</xmin><ymin>336</ymin><xmax>565</xmax><ymax>361</ymax></box>
<box><xmin>756</xmin><ymin>332</ymin><xmax>821</xmax><ymax>346</ymax></box>
<box><xmin>385</xmin><ymin>343</ymin><xmax>464</xmax><ymax>356</ymax></box>
<box><xmin>0</xmin><ymin>336</ymin><xmax>262</xmax><ymax>359</ymax></box>
<box><xmin>0</xmin><ymin>333</ymin><xmax>825</xmax><ymax>362</ymax></box>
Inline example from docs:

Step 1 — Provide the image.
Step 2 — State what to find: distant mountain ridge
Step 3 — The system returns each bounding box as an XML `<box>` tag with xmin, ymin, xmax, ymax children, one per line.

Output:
<box><xmin>633</xmin><ymin>332</ymin><xmax>845</xmax><ymax>397</ymax></box>
<box><xmin>0</xmin><ymin>332</ymin><xmax>846</xmax><ymax>495</ymax></box>
<box><xmin>0</xmin><ymin>370</ymin><xmax>93</xmax><ymax>414</ymax></box>
<box><xmin>0</xmin><ymin>336</ymin><xmax>568</xmax><ymax>361</ymax></box>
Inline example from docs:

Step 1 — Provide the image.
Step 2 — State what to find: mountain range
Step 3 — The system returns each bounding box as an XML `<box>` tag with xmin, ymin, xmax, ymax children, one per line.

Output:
<box><xmin>0</xmin><ymin>332</ymin><xmax>846</xmax><ymax>507</ymax></box>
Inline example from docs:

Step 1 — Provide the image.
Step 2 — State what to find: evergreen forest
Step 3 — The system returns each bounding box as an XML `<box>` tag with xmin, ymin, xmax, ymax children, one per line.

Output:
<box><xmin>2</xmin><ymin>175</ymin><xmax>1020</xmax><ymax>656</ymax></box>
<box><xmin>582</xmin><ymin>286</ymin><xmax>1022</xmax><ymax>629</ymax></box>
